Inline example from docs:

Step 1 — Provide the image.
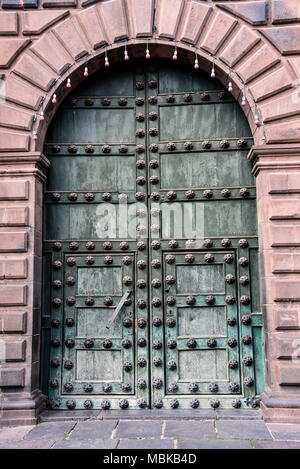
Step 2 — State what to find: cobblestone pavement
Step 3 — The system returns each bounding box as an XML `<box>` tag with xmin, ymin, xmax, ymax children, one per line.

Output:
<box><xmin>0</xmin><ymin>411</ymin><xmax>300</xmax><ymax>449</ymax></box>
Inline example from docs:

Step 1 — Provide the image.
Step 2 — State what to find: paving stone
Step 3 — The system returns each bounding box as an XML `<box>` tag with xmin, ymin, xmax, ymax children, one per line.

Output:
<box><xmin>24</xmin><ymin>421</ymin><xmax>75</xmax><ymax>441</ymax></box>
<box><xmin>0</xmin><ymin>425</ymin><xmax>34</xmax><ymax>442</ymax></box>
<box><xmin>52</xmin><ymin>439</ymin><xmax>118</xmax><ymax>449</ymax></box>
<box><xmin>177</xmin><ymin>439</ymin><xmax>253</xmax><ymax>449</ymax></box>
<box><xmin>216</xmin><ymin>420</ymin><xmax>272</xmax><ymax>440</ymax></box>
<box><xmin>164</xmin><ymin>420</ymin><xmax>216</xmax><ymax>439</ymax></box>
<box><xmin>269</xmin><ymin>432</ymin><xmax>300</xmax><ymax>441</ymax></box>
<box><xmin>69</xmin><ymin>421</ymin><xmax>118</xmax><ymax>440</ymax></box>
<box><xmin>40</xmin><ymin>410</ymin><xmax>99</xmax><ymax>422</ymax></box>
<box><xmin>0</xmin><ymin>440</ymin><xmax>55</xmax><ymax>449</ymax></box>
<box><xmin>116</xmin><ymin>421</ymin><xmax>163</xmax><ymax>438</ymax></box>
<box><xmin>101</xmin><ymin>410</ymin><xmax>216</xmax><ymax>420</ymax></box>
<box><xmin>118</xmin><ymin>439</ymin><xmax>175</xmax><ymax>449</ymax></box>
<box><xmin>215</xmin><ymin>409</ymin><xmax>262</xmax><ymax>420</ymax></box>
<box><xmin>253</xmin><ymin>440</ymin><xmax>300</xmax><ymax>449</ymax></box>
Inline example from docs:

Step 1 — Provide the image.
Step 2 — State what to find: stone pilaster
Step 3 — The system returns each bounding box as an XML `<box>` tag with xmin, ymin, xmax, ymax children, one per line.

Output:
<box><xmin>249</xmin><ymin>144</ymin><xmax>300</xmax><ymax>422</ymax></box>
<box><xmin>0</xmin><ymin>152</ymin><xmax>49</xmax><ymax>426</ymax></box>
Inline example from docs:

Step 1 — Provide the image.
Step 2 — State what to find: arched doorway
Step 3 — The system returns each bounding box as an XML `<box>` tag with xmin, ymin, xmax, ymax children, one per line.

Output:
<box><xmin>41</xmin><ymin>59</ymin><xmax>265</xmax><ymax>411</ymax></box>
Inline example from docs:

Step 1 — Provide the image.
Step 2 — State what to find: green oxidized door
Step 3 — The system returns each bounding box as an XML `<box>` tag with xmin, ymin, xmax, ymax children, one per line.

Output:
<box><xmin>42</xmin><ymin>60</ymin><xmax>265</xmax><ymax>411</ymax></box>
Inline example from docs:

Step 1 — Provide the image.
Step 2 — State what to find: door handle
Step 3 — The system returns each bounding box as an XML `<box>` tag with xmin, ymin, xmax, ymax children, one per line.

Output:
<box><xmin>105</xmin><ymin>290</ymin><xmax>132</xmax><ymax>329</ymax></box>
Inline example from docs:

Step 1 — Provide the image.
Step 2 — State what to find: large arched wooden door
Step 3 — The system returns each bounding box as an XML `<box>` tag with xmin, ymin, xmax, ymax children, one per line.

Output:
<box><xmin>41</xmin><ymin>60</ymin><xmax>265</xmax><ymax>411</ymax></box>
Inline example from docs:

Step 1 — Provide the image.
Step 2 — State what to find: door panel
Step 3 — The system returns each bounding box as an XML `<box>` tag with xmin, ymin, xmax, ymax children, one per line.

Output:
<box><xmin>42</xmin><ymin>59</ymin><xmax>264</xmax><ymax>411</ymax></box>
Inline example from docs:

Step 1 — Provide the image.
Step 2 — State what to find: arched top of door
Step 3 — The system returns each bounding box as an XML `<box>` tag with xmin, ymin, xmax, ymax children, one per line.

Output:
<box><xmin>1</xmin><ymin>0</ymin><xmax>299</xmax><ymax>154</ymax></box>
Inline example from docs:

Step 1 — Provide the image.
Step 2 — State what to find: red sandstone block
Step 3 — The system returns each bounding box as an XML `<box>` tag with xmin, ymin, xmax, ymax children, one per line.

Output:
<box><xmin>265</xmin><ymin>120</ymin><xmax>300</xmax><ymax>144</ymax></box>
<box><xmin>273</xmin><ymin>0</ymin><xmax>300</xmax><ymax>24</ymax></box>
<box><xmin>0</xmin><ymin>103</ymin><xmax>33</xmax><ymax>131</ymax></box>
<box><xmin>0</xmin><ymin>181</ymin><xmax>29</xmax><ymax>200</ymax></box>
<box><xmin>4</xmin><ymin>340</ymin><xmax>26</xmax><ymax>362</ymax></box>
<box><xmin>272</xmin><ymin>253</ymin><xmax>294</xmax><ymax>273</ymax></box>
<box><xmin>274</xmin><ymin>306</ymin><xmax>300</xmax><ymax>330</ymax></box>
<box><xmin>22</xmin><ymin>10</ymin><xmax>69</xmax><ymax>35</ymax></box>
<box><xmin>99</xmin><ymin>0</ymin><xmax>129</xmax><ymax>42</ymax></box>
<box><xmin>200</xmin><ymin>11</ymin><xmax>237</xmax><ymax>55</ymax></box>
<box><xmin>279</xmin><ymin>366</ymin><xmax>300</xmax><ymax>385</ymax></box>
<box><xmin>180</xmin><ymin>1</ymin><xmax>212</xmax><ymax>45</ymax></box>
<box><xmin>53</xmin><ymin>17</ymin><xmax>89</xmax><ymax>60</ymax></box>
<box><xmin>276</xmin><ymin>335</ymin><xmax>300</xmax><ymax>359</ymax></box>
<box><xmin>14</xmin><ymin>53</ymin><xmax>57</xmax><ymax>91</ymax></box>
<box><xmin>269</xmin><ymin>200</ymin><xmax>300</xmax><ymax>220</ymax></box>
<box><xmin>31</xmin><ymin>31</ymin><xmax>72</xmax><ymax>75</ymax></box>
<box><xmin>76</xmin><ymin>6</ymin><xmax>107</xmax><ymax>50</ymax></box>
<box><xmin>236</xmin><ymin>43</ymin><xmax>280</xmax><ymax>83</ymax></box>
<box><xmin>0</xmin><ymin>367</ymin><xmax>25</xmax><ymax>387</ymax></box>
<box><xmin>0</xmin><ymin>38</ymin><xmax>31</xmax><ymax>69</ymax></box>
<box><xmin>250</xmin><ymin>66</ymin><xmax>293</xmax><ymax>102</ymax></box>
<box><xmin>4</xmin><ymin>75</ymin><xmax>42</xmax><ymax>110</ymax></box>
<box><xmin>288</xmin><ymin>56</ymin><xmax>300</xmax><ymax>78</ymax></box>
<box><xmin>156</xmin><ymin>0</ymin><xmax>184</xmax><ymax>39</ymax></box>
<box><xmin>0</xmin><ymin>207</ymin><xmax>28</xmax><ymax>226</ymax></box>
<box><xmin>0</xmin><ymin>312</ymin><xmax>27</xmax><ymax>333</ymax></box>
<box><xmin>43</xmin><ymin>0</ymin><xmax>77</xmax><ymax>6</ymax></box>
<box><xmin>273</xmin><ymin>279</ymin><xmax>300</xmax><ymax>302</ymax></box>
<box><xmin>0</xmin><ymin>259</ymin><xmax>27</xmax><ymax>279</ymax></box>
<box><xmin>271</xmin><ymin>225</ymin><xmax>300</xmax><ymax>247</ymax></box>
<box><xmin>220</xmin><ymin>25</ymin><xmax>260</xmax><ymax>67</ymax></box>
<box><xmin>0</xmin><ymin>285</ymin><xmax>27</xmax><ymax>306</ymax></box>
<box><xmin>129</xmin><ymin>0</ymin><xmax>154</xmax><ymax>38</ymax></box>
<box><xmin>0</xmin><ymin>130</ymin><xmax>30</xmax><ymax>152</ymax></box>
<box><xmin>286</xmin><ymin>173</ymin><xmax>300</xmax><ymax>191</ymax></box>
<box><xmin>0</xmin><ymin>12</ymin><xmax>18</xmax><ymax>35</ymax></box>
<box><xmin>260</xmin><ymin>26</ymin><xmax>300</xmax><ymax>54</ymax></box>
<box><xmin>0</xmin><ymin>232</ymin><xmax>27</xmax><ymax>252</ymax></box>
<box><xmin>261</xmin><ymin>90</ymin><xmax>300</xmax><ymax>122</ymax></box>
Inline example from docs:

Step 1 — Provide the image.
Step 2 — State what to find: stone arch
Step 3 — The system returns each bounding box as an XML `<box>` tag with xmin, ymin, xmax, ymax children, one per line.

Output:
<box><xmin>0</xmin><ymin>0</ymin><xmax>299</xmax><ymax>152</ymax></box>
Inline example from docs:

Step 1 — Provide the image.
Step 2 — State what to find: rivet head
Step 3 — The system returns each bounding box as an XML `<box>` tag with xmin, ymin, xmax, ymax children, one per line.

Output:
<box><xmin>187</xmin><ymin>338</ymin><xmax>197</xmax><ymax>348</ymax></box>
<box><xmin>68</xmin><ymin>192</ymin><xmax>78</xmax><ymax>201</ymax></box>
<box><xmin>137</xmin><ymin>298</ymin><xmax>147</xmax><ymax>309</ymax></box>
<box><xmin>221</xmin><ymin>238</ymin><xmax>231</xmax><ymax>247</ymax></box>
<box><xmin>153</xmin><ymin>377</ymin><xmax>163</xmax><ymax>389</ymax></box>
<box><xmin>152</xmin><ymin>278</ymin><xmax>161</xmax><ymax>288</ymax></box>
<box><xmin>64</xmin><ymin>382</ymin><xmax>73</xmax><ymax>392</ymax></box>
<box><xmin>51</xmin><ymin>145</ymin><xmax>60</xmax><ymax>154</ymax></box>
<box><xmin>203</xmin><ymin>189</ymin><xmax>213</xmax><ymax>198</ymax></box>
<box><xmin>183</xmin><ymin>93</ymin><xmax>192</xmax><ymax>102</ymax></box>
<box><xmin>123</xmin><ymin>275</ymin><xmax>132</xmax><ymax>286</ymax></box>
<box><xmin>66</xmin><ymin>296</ymin><xmax>76</xmax><ymax>306</ymax></box>
<box><xmin>220</xmin><ymin>140</ymin><xmax>229</xmax><ymax>149</ymax></box>
<box><xmin>244</xmin><ymin>377</ymin><xmax>254</xmax><ymax>387</ymax></box>
<box><xmin>153</xmin><ymin>339</ymin><xmax>162</xmax><ymax>350</ymax></box>
<box><xmin>152</xmin><ymin>298</ymin><xmax>161</xmax><ymax>307</ymax></box>
<box><xmin>165</xmin><ymin>275</ymin><xmax>175</xmax><ymax>285</ymax></box>
<box><xmin>166</xmin><ymin>254</ymin><xmax>175</xmax><ymax>264</ymax></box>
<box><xmin>221</xmin><ymin>188</ymin><xmax>231</xmax><ymax>198</ymax></box>
<box><xmin>137</xmin><ymin>378</ymin><xmax>147</xmax><ymax>389</ymax></box>
<box><xmin>167</xmin><ymin>142</ymin><xmax>176</xmax><ymax>151</ymax></box>
<box><xmin>103</xmin><ymin>383</ymin><xmax>112</xmax><ymax>393</ymax></box>
<box><xmin>86</xmin><ymin>241</ymin><xmax>95</xmax><ymax>250</ymax></box>
<box><xmin>123</xmin><ymin>256</ymin><xmax>132</xmax><ymax>265</ymax></box>
<box><xmin>168</xmin><ymin>382</ymin><xmax>178</xmax><ymax>392</ymax></box>
<box><xmin>149</xmin><ymin>128</ymin><xmax>158</xmax><ymax>137</ymax></box>
<box><xmin>232</xmin><ymin>399</ymin><xmax>241</xmax><ymax>408</ymax></box>
<box><xmin>137</xmin><ymin>337</ymin><xmax>147</xmax><ymax>347</ymax></box>
<box><xmin>136</xmin><ymin>113</ymin><xmax>145</xmax><ymax>122</ymax></box>
<box><xmin>152</xmin><ymin>259</ymin><xmax>161</xmax><ymax>269</ymax></box>
<box><xmin>123</xmin><ymin>317</ymin><xmax>132</xmax><ymax>328</ymax></box>
<box><xmin>151</xmin><ymin>240</ymin><xmax>161</xmax><ymax>250</ymax></box>
<box><xmin>186</xmin><ymin>295</ymin><xmax>196</xmax><ymax>305</ymax></box>
<box><xmin>122</xmin><ymin>382</ymin><xmax>131</xmax><ymax>392</ymax></box>
<box><xmin>148</xmin><ymin>80</ymin><xmax>157</xmax><ymax>89</ymax></box>
<box><xmin>65</xmin><ymin>338</ymin><xmax>75</xmax><ymax>348</ymax></box>
<box><xmin>153</xmin><ymin>356</ymin><xmax>163</xmax><ymax>366</ymax></box>
<box><xmin>51</xmin><ymin>337</ymin><xmax>61</xmax><ymax>347</ymax></box>
<box><xmin>170</xmin><ymin>399</ymin><xmax>179</xmax><ymax>409</ymax></box>
<box><xmin>52</xmin><ymin>298</ymin><xmax>61</xmax><ymax>308</ymax></box>
<box><xmin>225</xmin><ymin>274</ymin><xmax>235</xmax><ymax>284</ymax></box>
<box><xmin>123</xmin><ymin>361</ymin><xmax>133</xmax><ymax>371</ymax></box>
<box><xmin>136</xmin><ymin>160</ymin><xmax>146</xmax><ymax>171</ymax></box>
<box><xmin>101</xmin><ymin>98</ymin><xmax>110</xmax><ymax>106</ymax></box>
<box><xmin>119</xmin><ymin>241</ymin><xmax>129</xmax><ymax>251</ymax></box>
<box><xmin>167</xmin><ymin>190</ymin><xmax>177</xmax><ymax>200</ymax></box>
<box><xmin>190</xmin><ymin>399</ymin><xmax>200</xmax><ymax>409</ymax></box>
<box><xmin>204</xmin><ymin>253</ymin><xmax>214</xmax><ymax>263</ymax></box>
<box><xmin>224</xmin><ymin>254</ymin><xmax>234</xmax><ymax>264</ymax></box>
<box><xmin>207</xmin><ymin>338</ymin><xmax>217</xmax><ymax>348</ymax></box>
<box><xmin>136</xmin><ymin>81</ymin><xmax>144</xmax><ymax>90</ymax></box>
<box><xmin>225</xmin><ymin>295</ymin><xmax>236</xmax><ymax>305</ymax></box>
<box><xmin>229</xmin><ymin>382</ymin><xmax>239</xmax><ymax>393</ymax></box>
<box><xmin>205</xmin><ymin>295</ymin><xmax>215</xmax><ymax>305</ymax></box>
<box><xmin>68</xmin><ymin>145</ymin><xmax>77</xmax><ymax>154</ymax></box>
<box><xmin>136</xmin><ymin>176</ymin><xmax>146</xmax><ymax>187</ymax></box>
<box><xmin>240</xmin><ymin>295</ymin><xmax>250</xmax><ymax>305</ymax></box>
<box><xmin>166</xmin><ymin>95</ymin><xmax>175</xmax><ymax>103</ymax></box>
<box><xmin>85</xmin><ymin>145</ymin><xmax>94</xmax><ymax>154</ymax></box>
<box><xmin>85</xmin><ymin>256</ymin><xmax>94</xmax><ymax>265</ymax></box>
<box><xmin>150</xmin><ymin>175</ymin><xmax>159</xmax><ymax>184</ymax></box>
<box><xmin>243</xmin><ymin>355</ymin><xmax>253</xmax><ymax>366</ymax></box>
<box><xmin>218</xmin><ymin>91</ymin><xmax>228</xmax><ymax>101</ymax></box>
<box><xmin>202</xmin><ymin>140</ymin><xmax>211</xmax><ymax>149</ymax></box>
<box><xmin>69</xmin><ymin>241</ymin><xmax>79</xmax><ymax>250</ymax></box>
<box><xmin>200</xmin><ymin>92</ymin><xmax>210</xmax><ymax>101</ymax></box>
<box><xmin>138</xmin><ymin>318</ymin><xmax>147</xmax><ymax>328</ymax></box>
<box><xmin>151</xmin><ymin>224</ymin><xmax>160</xmax><ymax>234</ymax></box>
<box><xmin>167</xmin><ymin>360</ymin><xmax>177</xmax><ymax>370</ymax></box>
<box><xmin>119</xmin><ymin>144</ymin><xmax>128</xmax><ymax>154</ymax></box>
<box><xmin>167</xmin><ymin>317</ymin><xmax>176</xmax><ymax>328</ymax></box>
<box><xmin>228</xmin><ymin>359</ymin><xmax>239</xmax><ymax>369</ymax></box>
<box><xmin>135</xmin><ymin>97</ymin><xmax>144</xmax><ymax>106</ymax></box>
<box><xmin>84</xmin><ymin>383</ymin><xmax>93</xmax><ymax>393</ymax></box>
<box><xmin>64</xmin><ymin>360</ymin><xmax>73</xmax><ymax>370</ymax></box>
<box><xmin>150</xmin><ymin>192</ymin><xmax>160</xmax><ymax>201</ymax></box>
<box><xmin>227</xmin><ymin>316</ymin><xmax>237</xmax><ymax>326</ymax></box>
<box><xmin>227</xmin><ymin>337</ymin><xmax>237</xmax><ymax>348</ymax></box>
<box><xmin>137</xmin><ymin>259</ymin><xmax>146</xmax><ymax>270</ymax></box>
<box><xmin>153</xmin><ymin>317</ymin><xmax>162</xmax><ymax>327</ymax></box>
<box><xmin>119</xmin><ymin>399</ymin><xmax>129</xmax><ymax>409</ymax></box>
<box><xmin>241</xmin><ymin>314</ymin><xmax>251</xmax><ymax>325</ymax></box>
<box><xmin>203</xmin><ymin>238</ymin><xmax>213</xmax><ymax>248</ymax></box>
<box><xmin>184</xmin><ymin>141</ymin><xmax>193</xmax><ymax>151</ymax></box>
<box><xmin>53</xmin><ymin>242</ymin><xmax>62</xmax><ymax>251</ymax></box>
<box><xmin>137</xmin><ymin>398</ymin><xmax>147</xmax><ymax>408</ymax></box>
<box><xmin>49</xmin><ymin>378</ymin><xmax>59</xmax><ymax>389</ymax></box>
<box><xmin>149</xmin><ymin>111</ymin><xmax>158</xmax><ymax>121</ymax></box>
<box><xmin>137</xmin><ymin>279</ymin><xmax>146</xmax><ymax>289</ymax></box>
<box><xmin>136</xmin><ymin>144</ymin><xmax>145</xmax><ymax>154</ymax></box>
<box><xmin>242</xmin><ymin>334</ymin><xmax>252</xmax><ymax>345</ymax></box>
<box><xmin>51</xmin><ymin>318</ymin><xmax>61</xmax><ymax>328</ymax></box>
<box><xmin>210</xmin><ymin>399</ymin><xmax>220</xmax><ymax>409</ymax></box>
<box><xmin>84</xmin><ymin>400</ymin><xmax>93</xmax><ymax>409</ymax></box>
<box><xmin>167</xmin><ymin>339</ymin><xmax>177</xmax><ymax>349</ymax></box>
<box><xmin>103</xmin><ymin>339</ymin><xmax>113</xmax><ymax>349</ymax></box>
<box><xmin>208</xmin><ymin>382</ymin><xmax>218</xmax><ymax>393</ymax></box>
<box><xmin>101</xmin><ymin>400</ymin><xmax>111</xmax><ymax>410</ymax></box>
<box><xmin>136</xmin><ymin>128</ymin><xmax>145</xmax><ymax>138</ymax></box>
<box><xmin>237</xmin><ymin>138</ymin><xmax>247</xmax><ymax>148</ymax></box>
<box><xmin>102</xmin><ymin>144</ymin><xmax>111</xmax><ymax>154</ymax></box>
<box><xmin>104</xmin><ymin>296</ymin><xmax>113</xmax><ymax>306</ymax></box>
<box><xmin>102</xmin><ymin>192</ymin><xmax>111</xmax><ymax>202</ymax></box>
<box><xmin>184</xmin><ymin>254</ymin><xmax>194</xmax><ymax>266</ymax></box>
<box><xmin>85</xmin><ymin>297</ymin><xmax>94</xmax><ymax>306</ymax></box>
<box><xmin>137</xmin><ymin>240</ymin><xmax>146</xmax><ymax>251</ymax></box>
<box><xmin>149</xmin><ymin>159</ymin><xmax>159</xmax><ymax>169</ymax></box>
<box><xmin>122</xmin><ymin>339</ymin><xmax>132</xmax><ymax>349</ymax></box>
<box><xmin>239</xmin><ymin>238</ymin><xmax>249</xmax><ymax>248</ymax></box>
<box><xmin>168</xmin><ymin>239</ymin><xmax>178</xmax><ymax>249</ymax></box>
<box><xmin>154</xmin><ymin>398</ymin><xmax>163</xmax><ymax>408</ymax></box>
<box><xmin>240</xmin><ymin>187</ymin><xmax>250</xmax><ymax>198</ymax></box>
<box><xmin>104</xmin><ymin>255</ymin><xmax>113</xmax><ymax>265</ymax></box>
<box><xmin>67</xmin><ymin>256</ymin><xmax>76</xmax><ymax>266</ymax></box>
<box><xmin>185</xmin><ymin>189</ymin><xmax>195</xmax><ymax>199</ymax></box>
<box><xmin>53</xmin><ymin>260</ymin><xmax>62</xmax><ymax>270</ymax></box>
<box><xmin>239</xmin><ymin>257</ymin><xmax>249</xmax><ymax>267</ymax></box>
<box><xmin>66</xmin><ymin>399</ymin><xmax>76</xmax><ymax>409</ymax></box>
<box><xmin>189</xmin><ymin>382</ymin><xmax>198</xmax><ymax>392</ymax></box>
<box><xmin>138</xmin><ymin>357</ymin><xmax>147</xmax><ymax>367</ymax></box>
<box><xmin>148</xmin><ymin>96</ymin><xmax>157</xmax><ymax>104</ymax></box>
<box><xmin>51</xmin><ymin>192</ymin><xmax>61</xmax><ymax>202</ymax></box>
<box><xmin>84</xmin><ymin>339</ymin><xmax>94</xmax><ymax>348</ymax></box>
<box><xmin>65</xmin><ymin>318</ymin><xmax>74</xmax><ymax>327</ymax></box>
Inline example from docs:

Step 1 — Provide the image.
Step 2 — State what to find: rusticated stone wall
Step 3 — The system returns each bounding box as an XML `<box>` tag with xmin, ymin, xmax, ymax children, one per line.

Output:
<box><xmin>0</xmin><ymin>0</ymin><xmax>300</xmax><ymax>424</ymax></box>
